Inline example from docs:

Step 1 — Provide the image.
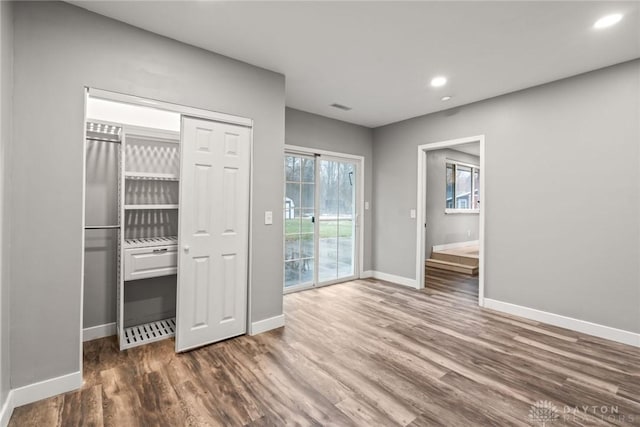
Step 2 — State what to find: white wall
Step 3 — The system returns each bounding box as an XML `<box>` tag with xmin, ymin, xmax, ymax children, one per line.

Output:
<box><xmin>425</xmin><ymin>148</ymin><xmax>479</xmax><ymax>254</ymax></box>
<box><xmin>373</xmin><ymin>60</ymin><xmax>640</xmax><ymax>333</ymax></box>
<box><xmin>285</xmin><ymin>107</ymin><xmax>373</xmax><ymax>271</ymax></box>
<box><xmin>10</xmin><ymin>1</ymin><xmax>285</xmax><ymax>389</ymax></box>
<box><xmin>0</xmin><ymin>0</ymin><xmax>13</xmax><ymax>410</ymax></box>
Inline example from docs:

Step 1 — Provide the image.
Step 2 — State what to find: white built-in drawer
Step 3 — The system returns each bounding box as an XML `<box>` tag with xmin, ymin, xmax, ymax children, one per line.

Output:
<box><xmin>124</xmin><ymin>245</ymin><xmax>178</xmax><ymax>281</ymax></box>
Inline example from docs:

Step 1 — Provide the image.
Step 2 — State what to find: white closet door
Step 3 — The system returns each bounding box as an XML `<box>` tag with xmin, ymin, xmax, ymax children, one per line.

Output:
<box><xmin>176</xmin><ymin>116</ymin><xmax>251</xmax><ymax>352</ymax></box>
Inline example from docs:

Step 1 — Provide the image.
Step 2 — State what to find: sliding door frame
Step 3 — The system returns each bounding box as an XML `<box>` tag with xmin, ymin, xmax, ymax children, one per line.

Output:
<box><xmin>284</xmin><ymin>145</ymin><xmax>365</xmax><ymax>293</ymax></box>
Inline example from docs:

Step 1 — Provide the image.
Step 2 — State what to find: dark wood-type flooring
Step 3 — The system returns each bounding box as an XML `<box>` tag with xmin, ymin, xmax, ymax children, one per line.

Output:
<box><xmin>10</xmin><ymin>269</ymin><xmax>640</xmax><ymax>426</ymax></box>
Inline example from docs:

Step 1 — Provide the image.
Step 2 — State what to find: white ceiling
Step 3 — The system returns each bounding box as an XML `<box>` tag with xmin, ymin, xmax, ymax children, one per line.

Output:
<box><xmin>71</xmin><ymin>1</ymin><xmax>640</xmax><ymax>128</ymax></box>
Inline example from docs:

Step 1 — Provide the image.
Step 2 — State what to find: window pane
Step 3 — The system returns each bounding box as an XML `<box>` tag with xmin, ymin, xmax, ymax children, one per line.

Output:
<box><xmin>318</xmin><ymin>221</ymin><xmax>338</xmax><ymax>283</ymax></box>
<box><xmin>473</xmin><ymin>168</ymin><xmax>480</xmax><ymax>209</ymax></box>
<box><xmin>319</xmin><ymin>160</ymin><xmax>338</xmax><ymax>216</ymax></box>
<box><xmin>455</xmin><ymin>165</ymin><xmax>472</xmax><ymax>209</ymax></box>
<box><xmin>299</xmin><ymin>258</ymin><xmax>313</xmax><ymax>285</ymax></box>
<box><xmin>285</xmin><ymin>235</ymin><xmax>300</xmax><ymax>260</ymax></box>
<box><xmin>301</xmin><ymin>158</ymin><xmax>315</xmax><ymax>183</ymax></box>
<box><xmin>284</xmin><ymin>260</ymin><xmax>300</xmax><ymax>288</ymax></box>
<box><xmin>285</xmin><ymin>156</ymin><xmax>300</xmax><ymax>182</ymax></box>
<box><xmin>339</xmin><ymin>163</ymin><xmax>355</xmax><ymax>216</ymax></box>
<box><xmin>284</xmin><ymin>197</ymin><xmax>295</xmax><ymax>219</ymax></box>
<box><xmin>285</xmin><ymin>182</ymin><xmax>300</xmax><ymax>211</ymax></box>
<box><xmin>285</xmin><ymin>209</ymin><xmax>302</xmax><ymax>235</ymax></box>
<box><xmin>300</xmin><ymin>230</ymin><xmax>314</xmax><ymax>259</ymax></box>
<box><xmin>301</xmin><ymin>183</ymin><xmax>315</xmax><ymax>209</ymax></box>
<box><xmin>446</xmin><ymin>164</ymin><xmax>454</xmax><ymax>209</ymax></box>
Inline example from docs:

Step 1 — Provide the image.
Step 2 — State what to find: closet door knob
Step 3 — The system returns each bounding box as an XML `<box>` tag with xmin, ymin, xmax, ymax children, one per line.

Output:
<box><xmin>183</xmin><ymin>245</ymin><xmax>190</xmax><ymax>252</ymax></box>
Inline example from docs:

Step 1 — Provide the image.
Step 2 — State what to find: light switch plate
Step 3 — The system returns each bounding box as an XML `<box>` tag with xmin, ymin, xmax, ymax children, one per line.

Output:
<box><xmin>264</xmin><ymin>211</ymin><xmax>273</xmax><ymax>225</ymax></box>
<box><xmin>410</xmin><ymin>209</ymin><xmax>416</xmax><ymax>219</ymax></box>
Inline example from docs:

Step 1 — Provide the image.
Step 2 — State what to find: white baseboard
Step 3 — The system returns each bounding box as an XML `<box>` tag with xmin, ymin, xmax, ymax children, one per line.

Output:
<box><xmin>249</xmin><ymin>314</ymin><xmax>285</xmax><ymax>336</ymax></box>
<box><xmin>360</xmin><ymin>270</ymin><xmax>374</xmax><ymax>279</ymax></box>
<box><xmin>368</xmin><ymin>271</ymin><xmax>418</xmax><ymax>289</ymax></box>
<box><xmin>484</xmin><ymin>299</ymin><xmax>640</xmax><ymax>348</ymax></box>
<box><xmin>83</xmin><ymin>322</ymin><xmax>116</xmax><ymax>342</ymax></box>
<box><xmin>432</xmin><ymin>240</ymin><xmax>479</xmax><ymax>252</ymax></box>
<box><xmin>0</xmin><ymin>391</ymin><xmax>13</xmax><ymax>427</ymax></box>
<box><xmin>12</xmin><ymin>371</ymin><xmax>82</xmax><ymax>408</ymax></box>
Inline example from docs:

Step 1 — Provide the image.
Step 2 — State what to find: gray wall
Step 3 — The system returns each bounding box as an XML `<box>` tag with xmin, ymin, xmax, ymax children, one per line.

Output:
<box><xmin>425</xmin><ymin>148</ymin><xmax>479</xmax><ymax>255</ymax></box>
<box><xmin>84</xmin><ymin>138</ymin><xmax>118</xmax><ymax>328</ymax></box>
<box><xmin>285</xmin><ymin>107</ymin><xmax>373</xmax><ymax>271</ymax></box>
<box><xmin>373</xmin><ymin>60</ymin><xmax>640</xmax><ymax>333</ymax></box>
<box><xmin>11</xmin><ymin>1</ymin><xmax>285</xmax><ymax>388</ymax></box>
<box><xmin>0</xmin><ymin>0</ymin><xmax>13</xmax><ymax>408</ymax></box>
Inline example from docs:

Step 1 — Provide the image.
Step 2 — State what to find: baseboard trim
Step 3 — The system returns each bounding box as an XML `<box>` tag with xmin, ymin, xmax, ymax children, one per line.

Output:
<box><xmin>249</xmin><ymin>314</ymin><xmax>285</xmax><ymax>336</ymax></box>
<box><xmin>484</xmin><ymin>299</ymin><xmax>640</xmax><ymax>348</ymax></box>
<box><xmin>0</xmin><ymin>391</ymin><xmax>14</xmax><ymax>427</ymax></box>
<box><xmin>432</xmin><ymin>240</ymin><xmax>479</xmax><ymax>252</ymax></box>
<box><xmin>83</xmin><ymin>322</ymin><xmax>116</xmax><ymax>342</ymax></box>
<box><xmin>368</xmin><ymin>271</ymin><xmax>418</xmax><ymax>289</ymax></box>
<box><xmin>360</xmin><ymin>270</ymin><xmax>374</xmax><ymax>279</ymax></box>
<box><xmin>12</xmin><ymin>371</ymin><xmax>82</xmax><ymax>408</ymax></box>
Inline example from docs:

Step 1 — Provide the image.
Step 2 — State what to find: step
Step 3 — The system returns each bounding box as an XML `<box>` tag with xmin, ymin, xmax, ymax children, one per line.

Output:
<box><xmin>431</xmin><ymin>251</ymin><xmax>478</xmax><ymax>267</ymax></box>
<box><xmin>425</xmin><ymin>258</ymin><xmax>478</xmax><ymax>275</ymax></box>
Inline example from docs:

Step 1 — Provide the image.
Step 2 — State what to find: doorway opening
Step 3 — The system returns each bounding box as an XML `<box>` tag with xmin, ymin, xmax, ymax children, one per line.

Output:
<box><xmin>283</xmin><ymin>146</ymin><xmax>364</xmax><ymax>293</ymax></box>
<box><xmin>416</xmin><ymin>135</ymin><xmax>485</xmax><ymax>306</ymax></box>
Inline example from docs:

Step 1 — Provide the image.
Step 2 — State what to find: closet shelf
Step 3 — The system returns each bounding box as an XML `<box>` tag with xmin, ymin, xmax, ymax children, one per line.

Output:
<box><xmin>125</xmin><ymin>204</ymin><xmax>179</xmax><ymax>210</ymax></box>
<box><xmin>125</xmin><ymin>172</ymin><xmax>179</xmax><ymax>181</ymax></box>
<box><xmin>124</xmin><ymin>236</ymin><xmax>178</xmax><ymax>249</ymax></box>
<box><xmin>122</xmin><ymin>317</ymin><xmax>176</xmax><ymax>350</ymax></box>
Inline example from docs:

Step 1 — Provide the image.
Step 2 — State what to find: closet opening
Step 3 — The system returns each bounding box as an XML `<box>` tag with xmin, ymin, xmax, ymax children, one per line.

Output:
<box><xmin>81</xmin><ymin>89</ymin><xmax>254</xmax><ymax>363</ymax></box>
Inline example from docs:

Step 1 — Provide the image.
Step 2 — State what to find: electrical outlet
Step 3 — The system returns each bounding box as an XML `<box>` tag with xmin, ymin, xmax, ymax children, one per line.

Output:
<box><xmin>365</xmin><ymin>201</ymin><xmax>370</xmax><ymax>210</ymax></box>
<box><xmin>265</xmin><ymin>211</ymin><xmax>273</xmax><ymax>225</ymax></box>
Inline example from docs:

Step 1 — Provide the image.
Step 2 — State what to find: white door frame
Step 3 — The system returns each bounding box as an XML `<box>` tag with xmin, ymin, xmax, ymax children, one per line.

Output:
<box><xmin>415</xmin><ymin>135</ymin><xmax>485</xmax><ymax>306</ymax></box>
<box><xmin>284</xmin><ymin>145</ymin><xmax>365</xmax><ymax>293</ymax></box>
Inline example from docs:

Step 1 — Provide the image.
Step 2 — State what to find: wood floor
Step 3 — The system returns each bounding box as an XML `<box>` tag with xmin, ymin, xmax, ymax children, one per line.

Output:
<box><xmin>10</xmin><ymin>271</ymin><xmax>640</xmax><ymax>426</ymax></box>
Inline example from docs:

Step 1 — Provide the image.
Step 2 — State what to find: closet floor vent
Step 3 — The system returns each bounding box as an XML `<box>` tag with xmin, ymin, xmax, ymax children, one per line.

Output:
<box><xmin>122</xmin><ymin>317</ymin><xmax>176</xmax><ymax>349</ymax></box>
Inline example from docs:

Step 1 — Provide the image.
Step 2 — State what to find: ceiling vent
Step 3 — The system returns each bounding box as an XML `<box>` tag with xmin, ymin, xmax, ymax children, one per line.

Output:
<box><xmin>330</xmin><ymin>103</ymin><xmax>352</xmax><ymax>111</ymax></box>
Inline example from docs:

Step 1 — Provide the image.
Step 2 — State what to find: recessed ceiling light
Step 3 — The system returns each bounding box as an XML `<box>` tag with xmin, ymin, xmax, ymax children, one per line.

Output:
<box><xmin>441</xmin><ymin>96</ymin><xmax>452</xmax><ymax>101</ymax></box>
<box><xmin>430</xmin><ymin>76</ymin><xmax>447</xmax><ymax>87</ymax></box>
<box><xmin>594</xmin><ymin>13</ymin><xmax>623</xmax><ymax>29</ymax></box>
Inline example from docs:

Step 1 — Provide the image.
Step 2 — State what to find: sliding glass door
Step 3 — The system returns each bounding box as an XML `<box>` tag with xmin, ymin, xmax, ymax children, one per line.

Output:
<box><xmin>284</xmin><ymin>152</ymin><xmax>359</xmax><ymax>292</ymax></box>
